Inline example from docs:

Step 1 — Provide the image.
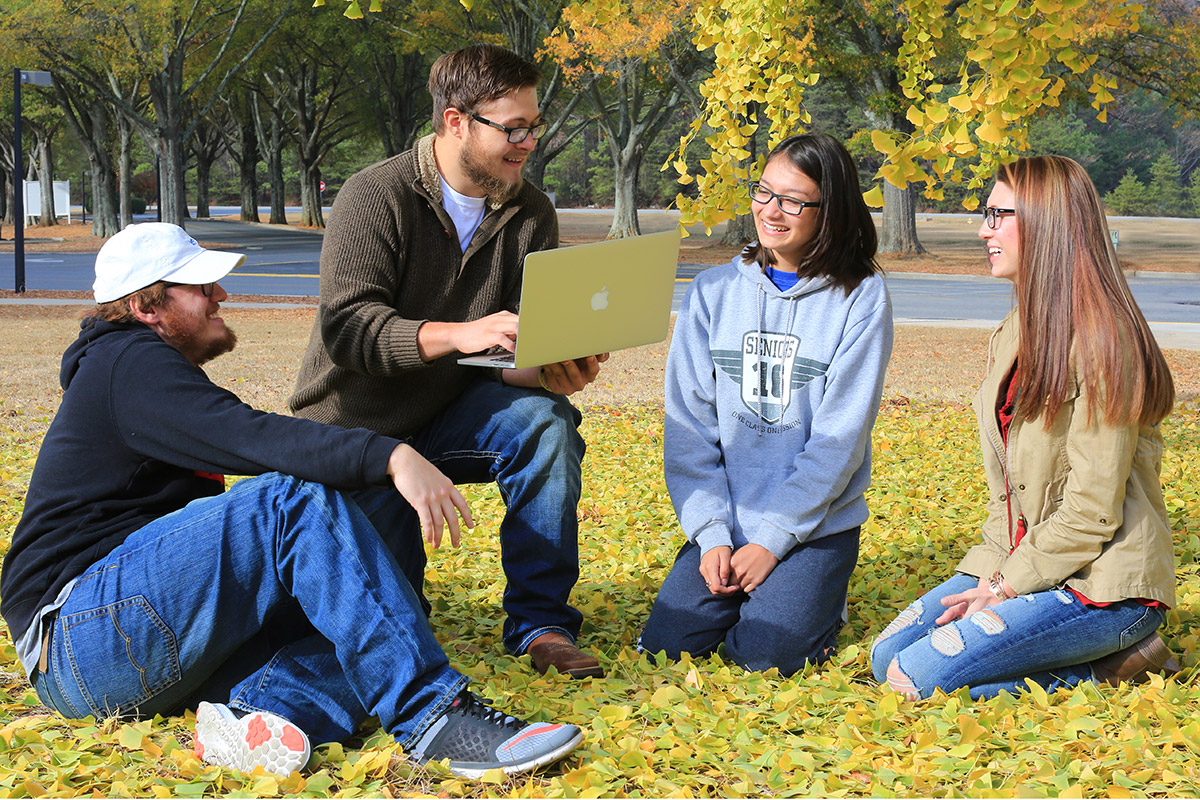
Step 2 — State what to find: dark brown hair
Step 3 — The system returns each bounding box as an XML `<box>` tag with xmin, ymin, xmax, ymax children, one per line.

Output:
<box><xmin>429</xmin><ymin>45</ymin><xmax>542</xmax><ymax>134</ymax></box>
<box><xmin>744</xmin><ymin>133</ymin><xmax>880</xmax><ymax>294</ymax></box>
<box><xmin>94</xmin><ymin>282</ymin><xmax>169</xmax><ymax>323</ymax></box>
<box><xmin>999</xmin><ymin>155</ymin><xmax>1174</xmax><ymax>427</ymax></box>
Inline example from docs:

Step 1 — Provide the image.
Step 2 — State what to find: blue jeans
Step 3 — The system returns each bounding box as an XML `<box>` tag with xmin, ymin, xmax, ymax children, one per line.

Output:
<box><xmin>870</xmin><ymin>573</ymin><xmax>1166</xmax><ymax>700</ymax></box>
<box><xmin>354</xmin><ymin>378</ymin><xmax>586</xmax><ymax>656</ymax></box>
<box><xmin>32</xmin><ymin>473</ymin><xmax>467</xmax><ymax>747</ymax></box>
<box><xmin>639</xmin><ymin>528</ymin><xmax>859</xmax><ymax>677</ymax></box>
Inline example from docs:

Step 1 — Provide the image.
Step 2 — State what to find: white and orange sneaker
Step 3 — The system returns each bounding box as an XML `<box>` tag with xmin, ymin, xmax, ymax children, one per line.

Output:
<box><xmin>194</xmin><ymin>701</ymin><xmax>311</xmax><ymax>776</ymax></box>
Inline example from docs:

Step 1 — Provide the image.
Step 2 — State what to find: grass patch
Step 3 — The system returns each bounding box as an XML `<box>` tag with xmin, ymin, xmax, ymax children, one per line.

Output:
<box><xmin>1</xmin><ymin>400</ymin><xmax>1198</xmax><ymax>797</ymax></box>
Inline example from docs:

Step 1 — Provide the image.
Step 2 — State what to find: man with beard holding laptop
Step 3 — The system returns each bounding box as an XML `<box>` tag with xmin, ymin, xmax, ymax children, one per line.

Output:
<box><xmin>290</xmin><ymin>44</ymin><xmax>605</xmax><ymax>679</ymax></box>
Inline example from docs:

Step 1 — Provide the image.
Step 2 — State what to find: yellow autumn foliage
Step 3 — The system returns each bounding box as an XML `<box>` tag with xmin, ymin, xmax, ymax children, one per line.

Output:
<box><xmin>1</xmin><ymin>398</ymin><xmax>1198</xmax><ymax>797</ymax></box>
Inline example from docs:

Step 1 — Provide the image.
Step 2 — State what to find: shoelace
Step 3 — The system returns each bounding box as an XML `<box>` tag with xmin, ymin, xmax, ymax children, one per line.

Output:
<box><xmin>454</xmin><ymin>692</ymin><xmax>522</xmax><ymax>731</ymax></box>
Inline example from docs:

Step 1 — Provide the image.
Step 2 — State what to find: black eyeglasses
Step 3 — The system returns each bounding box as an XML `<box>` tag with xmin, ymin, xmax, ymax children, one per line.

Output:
<box><xmin>469</xmin><ymin>112</ymin><xmax>548</xmax><ymax>144</ymax></box>
<box><xmin>748</xmin><ymin>181</ymin><xmax>822</xmax><ymax>215</ymax></box>
<box><xmin>163</xmin><ymin>281</ymin><xmax>216</xmax><ymax>297</ymax></box>
<box><xmin>982</xmin><ymin>206</ymin><xmax>1016</xmax><ymax>229</ymax></box>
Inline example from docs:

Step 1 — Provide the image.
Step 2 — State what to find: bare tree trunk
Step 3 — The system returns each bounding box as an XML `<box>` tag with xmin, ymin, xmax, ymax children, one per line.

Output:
<box><xmin>252</xmin><ymin>95</ymin><xmax>288</xmax><ymax>225</ymax></box>
<box><xmin>118</xmin><ymin>115</ymin><xmax>134</xmax><ymax>229</ymax></box>
<box><xmin>196</xmin><ymin>158</ymin><xmax>212</xmax><ymax>218</ymax></box>
<box><xmin>285</xmin><ymin>59</ymin><xmax>353</xmax><ymax>231</ymax></box>
<box><xmin>587</xmin><ymin>64</ymin><xmax>683</xmax><ymax>240</ymax></box>
<box><xmin>861</xmin><ymin>99</ymin><xmax>925</xmax><ymax>255</ymax></box>
<box><xmin>299</xmin><ymin>170</ymin><xmax>323</xmax><ymax>228</ymax></box>
<box><xmin>721</xmin><ymin>213</ymin><xmax>755</xmax><ymax>248</ymax></box>
<box><xmin>720</xmin><ymin>103</ymin><xmax>759</xmax><ymax>248</ymax></box>
<box><xmin>266</xmin><ymin>120</ymin><xmax>287</xmax><ymax>225</ymax></box>
<box><xmin>146</xmin><ymin>49</ymin><xmax>191</xmax><ymax>228</ymax></box>
<box><xmin>37</xmin><ymin>136</ymin><xmax>57</xmax><ymax>226</ymax></box>
<box><xmin>191</xmin><ymin>120</ymin><xmax>224</xmax><ymax>218</ymax></box>
<box><xmin>0</xmin><ymin>134</ymin><xmax>12</xmax><ymax>227</ymax></box>
<box><xmin>879</xmin><ymin>180</ymin><xmax>925</xmax><ymax>255</ymax></box>
<box><xmin>49</xmin><ymin>76</ymin><xmax>120</xmax><ymax>235</ymax></box>
<box><xmin>524</xmin><ymin>157</ymin><xmax>549</xmax><ymax>194</ymax></box>
<box><xmin>90</xmin><ymin>164</ymin><xmax>119</xmax><ymax>237</ymax></box>
<box><xmin>608</xmin><ymin>145</ymin><xmax>644</xmax><ymax>239</ymax></box>
<box><xmin>80</xmin><ymin>103</ymin><xmax>120</xmax><ymax>237</ymax></box>
<box><xmin>157</xmin><ymin>131</ymin><xmax>188</xmax><ymax>227</ymax></box>
<box><xmin>238</xmin><ymin>117</ymin><xmax>260</xmax><ymax>222</ymax></box>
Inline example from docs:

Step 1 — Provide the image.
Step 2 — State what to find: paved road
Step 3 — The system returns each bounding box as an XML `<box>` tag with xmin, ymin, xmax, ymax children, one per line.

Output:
<box><xmin>1</xmin><ymin>218</ymin><xmax>325</xmax><ymax>297</ymax></box>
<box><xmin>4</xmin><ymin>217</ymin><xmax>1199</xmax><ymax>349</ymax></box>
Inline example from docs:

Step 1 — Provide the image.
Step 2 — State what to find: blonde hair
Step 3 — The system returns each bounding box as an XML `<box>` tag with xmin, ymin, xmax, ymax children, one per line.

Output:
<box><xmin>999</xmin><ymin>155</ymin><xmax>1174</xmax><ymax>427</ymax></box>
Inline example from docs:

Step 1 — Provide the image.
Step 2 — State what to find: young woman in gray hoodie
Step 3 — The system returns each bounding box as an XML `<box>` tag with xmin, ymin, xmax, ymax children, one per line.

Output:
<box><xmin>640</xmin><ymin>134</ymin><xmax>894</xmax><ymax>676</ymax></box>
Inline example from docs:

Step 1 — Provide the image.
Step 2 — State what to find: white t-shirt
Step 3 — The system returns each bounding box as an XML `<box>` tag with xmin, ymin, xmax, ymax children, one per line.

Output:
<box><xmin>439</xmin><ymin>175</ymin><xmax>487</xmax><ymax>253</ymax></box>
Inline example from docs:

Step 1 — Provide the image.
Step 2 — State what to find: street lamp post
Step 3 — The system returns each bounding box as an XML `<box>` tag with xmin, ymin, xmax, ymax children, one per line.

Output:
<box><xmin>12</xmin><ymin>68</ymin><xmax>53</xmax><ymax>293</ymax></box>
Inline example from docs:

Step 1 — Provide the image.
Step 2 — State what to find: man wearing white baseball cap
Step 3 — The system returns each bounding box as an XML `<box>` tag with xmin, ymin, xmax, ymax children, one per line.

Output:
<box><xmin>91</xmin><ymin>222</ymin><xmax>246</xmax><ymax>303</ymax></box>
<box><xmin>1</xmin><ymin>223</ymin><xmax>584</xmax><ymax>780</ymax></box>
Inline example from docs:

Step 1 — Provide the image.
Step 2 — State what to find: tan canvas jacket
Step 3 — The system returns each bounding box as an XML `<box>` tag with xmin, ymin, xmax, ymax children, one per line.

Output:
<box><xmin>957</xmin><ymin>310</ymin><xmax>1176</xmax><ymax>606</ymax></box>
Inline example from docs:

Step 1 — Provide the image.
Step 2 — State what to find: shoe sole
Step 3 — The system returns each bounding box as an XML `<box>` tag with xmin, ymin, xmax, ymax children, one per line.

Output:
<box><xmin>564</xmin><ymin>664</ymin><xmax>605</xmax><ymax>679</ymax></box>
<box><xmin>444</xmin><ymin>729</ymin><xmax>585</xmax><ymax>780</ymax></box>
<box><xmin>194</xmin><ymin>702</ymin><xmax>310</xmax><ymax>776</ymax></box>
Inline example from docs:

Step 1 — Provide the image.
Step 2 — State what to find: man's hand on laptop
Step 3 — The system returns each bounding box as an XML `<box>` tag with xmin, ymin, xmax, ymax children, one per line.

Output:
<box><xmin>417</xmin><ymin>311</ymin><xmax>518</xmax><ymax>362</ymax></box>
<box><xmin>541</xmin><ymin>353</ymin><xmax>609</xmax><ymax>395</ymax></box>
<box><xmin>387</xmin><ymin>443</ymin><xmax>474</xmax><ymax>549</ymax></box>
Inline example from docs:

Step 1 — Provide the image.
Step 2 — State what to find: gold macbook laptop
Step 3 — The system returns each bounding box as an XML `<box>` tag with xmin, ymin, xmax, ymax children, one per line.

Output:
<box><xmin>457</xmin><ymin>229</ymin><xmax>682</xmax><ymax>369</ymax></box>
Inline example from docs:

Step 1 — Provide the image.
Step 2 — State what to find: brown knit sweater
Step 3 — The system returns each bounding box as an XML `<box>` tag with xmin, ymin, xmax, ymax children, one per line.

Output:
<box><xmin>289</xmin><ymin>134</ymin><xmax>559</xmax><ymax>437</ymax></box>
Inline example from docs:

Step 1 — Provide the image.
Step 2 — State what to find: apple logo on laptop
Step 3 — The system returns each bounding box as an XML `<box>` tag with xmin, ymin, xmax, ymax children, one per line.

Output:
<box><xmin>591</xmin><ymin>286</ymin><xmax>609</xmax><ymax>311</ymax></box>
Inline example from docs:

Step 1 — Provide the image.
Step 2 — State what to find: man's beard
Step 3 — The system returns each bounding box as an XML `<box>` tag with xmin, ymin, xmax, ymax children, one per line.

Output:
<box><xmin>160</xmin><ymin>308</ymin><xmax>237</xmax><ymax>366</ymax></box>
<box><xmin>459</xmin><ymin>138</ymin><xmax>521</xmax><ymax>203</ymax></box>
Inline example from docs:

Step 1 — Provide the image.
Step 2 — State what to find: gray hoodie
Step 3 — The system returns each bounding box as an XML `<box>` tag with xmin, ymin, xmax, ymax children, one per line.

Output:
<box><xmin>665</xmin><ymin>256</ymin><xmax>893</xmax><ymax>559</ymax></box>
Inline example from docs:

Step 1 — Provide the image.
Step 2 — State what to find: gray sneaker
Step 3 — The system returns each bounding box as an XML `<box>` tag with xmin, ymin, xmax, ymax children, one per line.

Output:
<box><xmin>410</xmin><ymin>691</ymin><xmax>583</xmax><ymax>779</ymax></box>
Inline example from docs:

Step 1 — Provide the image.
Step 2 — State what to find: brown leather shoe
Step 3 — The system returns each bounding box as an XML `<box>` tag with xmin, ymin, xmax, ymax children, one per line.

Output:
<box><xmin>1091</xmin><ymin>632</ymin><xmax>1182</xmax><ymax>687</ymax></box>
<box><xmin>526</xmin><ymin>633</ymin><xmax>604</xmax><ymax>679</ymax></box>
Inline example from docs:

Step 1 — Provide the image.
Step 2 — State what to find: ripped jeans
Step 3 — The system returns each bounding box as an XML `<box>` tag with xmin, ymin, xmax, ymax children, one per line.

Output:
<box><xmin>870</xmin><ymin>573</ymin><xmax>1166</xmax><ymax>700</ymax></box>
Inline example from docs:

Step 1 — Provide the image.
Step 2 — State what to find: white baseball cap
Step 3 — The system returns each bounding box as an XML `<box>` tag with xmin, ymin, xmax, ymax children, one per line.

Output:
<box><xmin>93</xmin><ymin>223</ymin><xmax>246</xmax><ymax>303</ymax></box>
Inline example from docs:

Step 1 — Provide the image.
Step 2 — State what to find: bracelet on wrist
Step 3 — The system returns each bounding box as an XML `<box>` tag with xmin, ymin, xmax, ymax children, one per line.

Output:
<box><xmin>537</xmin><ymin>367</ymin><xmax>552</xmax><ymax>392</ymax></box>
<box><xmin>988</xmin><ymin>571</ymin><xmax>1016</xmax><ymax>601</ymax></box>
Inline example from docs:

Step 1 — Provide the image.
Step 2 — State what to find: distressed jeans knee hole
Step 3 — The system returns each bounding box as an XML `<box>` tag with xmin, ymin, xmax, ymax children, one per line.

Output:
<box><xmin>886</xmin><ymin>658</ymin><xmax>920</xmax><ymax>700</ymax></box>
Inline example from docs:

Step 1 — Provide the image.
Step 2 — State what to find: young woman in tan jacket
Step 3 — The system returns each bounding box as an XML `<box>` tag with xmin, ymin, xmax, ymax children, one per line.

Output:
<box><xmin>870</xmin><ymin>155</ymin><xmax>1180</xmax><ymax>699</ymax></box>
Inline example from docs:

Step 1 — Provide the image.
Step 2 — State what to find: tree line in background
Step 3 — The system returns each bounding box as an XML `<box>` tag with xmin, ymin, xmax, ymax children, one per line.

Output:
<box><xmin>1</xmin><ymin>0</ymin><xmax>1198</xmax><ymax>252</ymax></box>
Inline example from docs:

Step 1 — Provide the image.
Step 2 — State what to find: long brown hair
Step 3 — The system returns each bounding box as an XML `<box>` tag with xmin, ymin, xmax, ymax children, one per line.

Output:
<box><xmin>1000</xmin><ymin>155</ymin><xmax>1174</xmax><ymax>427</ymax></box>
<box><xmin>744</xmin><ymin>134</ymin><xmax>880</xmax><ymax>295</ymax></box>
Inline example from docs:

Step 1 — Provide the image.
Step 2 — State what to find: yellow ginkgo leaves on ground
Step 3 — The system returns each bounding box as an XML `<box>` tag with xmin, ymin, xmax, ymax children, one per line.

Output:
<box><xmin>0</xmin><ymin>400</ymin><xmax>1197</xmax><ymax>797</ymax></box>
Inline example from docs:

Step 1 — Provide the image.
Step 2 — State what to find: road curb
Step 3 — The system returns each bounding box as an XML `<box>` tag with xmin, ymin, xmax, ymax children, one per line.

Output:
<box><xmin>198</xmin><ymin>217</ymin><xmax>326</xmax><ymax>235</ymax></box>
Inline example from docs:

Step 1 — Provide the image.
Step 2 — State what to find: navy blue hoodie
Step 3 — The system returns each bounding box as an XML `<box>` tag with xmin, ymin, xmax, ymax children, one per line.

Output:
<box><xmin>1</xmin><ymin>318</ymin><xmax>400</xmax><ymax>641</ymax></box>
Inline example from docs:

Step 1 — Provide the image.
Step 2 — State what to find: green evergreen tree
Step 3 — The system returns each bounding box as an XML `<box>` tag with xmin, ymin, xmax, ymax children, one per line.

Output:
<box><xmin>1104</xmin><ymin>170</ymin><xmax>1152</xmax><ymax>216</ymax></box>
<box><xmin>1148</xmin><ymin>153</ymin><xmax>1186</xmax><ymax>217</ymax></box>
<box><xmin>1188</xmin><ymin>171</ymin><xmax>1200</xmax><ymax>217</ymax></box>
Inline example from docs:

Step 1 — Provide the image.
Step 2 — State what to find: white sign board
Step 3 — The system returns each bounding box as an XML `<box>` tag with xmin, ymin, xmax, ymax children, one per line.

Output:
<box><xmin>23</xmin><ymin>180</ymin><xmax>72</xmax><ymax>223</ymax></box>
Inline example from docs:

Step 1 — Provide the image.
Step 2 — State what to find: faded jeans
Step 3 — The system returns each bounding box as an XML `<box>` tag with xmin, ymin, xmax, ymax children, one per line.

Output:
<box><xmin>870</xmin><ymin>573</ymin><xmax>1166</xmax><ymax>700</ymax></box>
<box><xmin>32</xmin><ymin>473</ymin><xmax>467</xmax><ymax>747</ymax></box>
<box><xmin>353</xmin><ymin>378</ymin><xmax>587</xmax><ymax>656</ymax></box>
